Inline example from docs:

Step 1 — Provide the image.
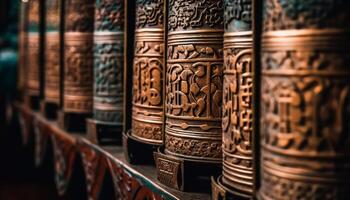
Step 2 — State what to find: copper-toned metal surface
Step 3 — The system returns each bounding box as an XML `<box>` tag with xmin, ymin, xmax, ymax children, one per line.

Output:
<box><xmin>260</xmin><ymin>1</ymin><xmax>350</xmax><ymax>199</ymax></box>
<box><xmin>44</xmin><ymin>0</ymin><xmax>60</xmax><ymax>104</ymax></box>
<box><xmin>63</xmin><ymin>0</ymin><xmax>94</xmax><ymax>113</ymax></box>
<box><xmin>130</xmin><ymin>0</ymin><xmax>165</xmax><ymax>145</ymax></box>
<box><xmin>164</xmin><ymin>0</ymin><xmax>224</xmax><ymax>161</ymax></box>
<box><xmin>93</xmin><ymin>0</ymin><xmax>124</xmax><ymax>124</ymax></box>
<box><xmin>221</xmin><ymin>0</ymin><xmax>253</xmax><ymax>196</ymax></box>
<box><xmin>27</xmin><ymin>0</ymin><xmax>40</xmax><ymax>96</ymax></box>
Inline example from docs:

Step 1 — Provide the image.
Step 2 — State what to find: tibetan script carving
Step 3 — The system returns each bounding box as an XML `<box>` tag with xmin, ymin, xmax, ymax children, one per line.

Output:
<box><xmin>260</xmin><ymin>0</ymin><xmax>350</xmax><ymax>199</ymax></box>
<box><xmin>45</xmin><ymin>0</ymin><xmax>60</xmax><ymax>104</ymax></box>
<box><xmin>131</xmin><ymin>0</ymin><xmax>165</xmax><ymax>144</ymax></box>
<box><xmin>221</xmin><ymin>0</ymin><xmax>254</xmax><ymax>196</ymax></box>
<box><xmin>165</xmin><ymin>0</ymin><xmax>224</xmax><ymax>161</ymax></box>
<box><xmin>93</xmin><ymin>0</ymin><xmax>124</xmax><ymax>123</ymax></box>
<box><xmin>63</xmin><ymin>0</ymin><xmax>94</xmax><ymax>113</ymax></box>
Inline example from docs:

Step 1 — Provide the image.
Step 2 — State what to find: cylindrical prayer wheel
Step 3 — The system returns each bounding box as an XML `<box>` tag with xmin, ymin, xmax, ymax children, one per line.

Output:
<box><xmin>44</xmin><ymin>0</ymin><xmax>60</xmax><ymax>104</ymax></box>
<box><xmin>18</xmin><ymin>0</ymin><xmax>29</xmax><ymax>97</ymax></box>
<box><xmin>93</xmin><ymin>0</ymin><xmax>124</xmax><ymax>124</ymax></box>
<box><xmin>27</xmin><ymin>0</ymin><xmax>40</xmax><ymax>96</ymax></box>
<box><xmin>130</xmin><ymin>0</ymin><xmax>165</xmax><ymax>144</ymax></box>
<box><xmin>165</xmin><ymin>0</ymin><xmax>224</xmax><ymax>161</ymax></box>
<box><xmin>260</xmin><ymin>1</ymin><xmax>350</xmax><ymax>199</ymax></box>
<box><xmin>222</xmin><ymin>0</ymin><xmax>253</xmax><ymax>196</ymax></box>
<box><xmin>63</xmin><ymin>0</ymin><xmax>94</xmax><ymax>113</ymax></box>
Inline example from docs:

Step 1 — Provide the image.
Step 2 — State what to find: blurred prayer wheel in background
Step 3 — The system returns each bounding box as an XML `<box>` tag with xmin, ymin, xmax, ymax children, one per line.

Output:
<box><xmin>59</xmin><ymin>0</ymin><xmax>94</xmax><ymax>132</ymax></box>
<box><xmin>87</xmin><ymin>0</ymin><xmax>124</xmax><ymax>144</ymax></box>
<box><xmin>260</xmin><ymin>1</ymin><xmax>350</xmax><ymax>199</ymax></box>
<box><xmin>26</xmin><ymin>0</ymin><xmax>41</xmax><ymax>109</ymax></box>
<box><xmin>42</xmin><ymin>0</ymin><xmax>60</xmax><ymax>119</ymax></box>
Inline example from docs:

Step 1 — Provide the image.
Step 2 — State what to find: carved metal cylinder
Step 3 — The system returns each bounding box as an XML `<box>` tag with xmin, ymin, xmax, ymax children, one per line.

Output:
<box><xmin>63</xmin><ymin>0</ymin><xmax>94</xmax><ymax>113</ymax></box>
<box><xmin>27</xmin><ymin>0</ymin><xmax>40</xmax><ymax>96</ymax></box>
<box><xmin>131</xmin><ymin>0</ymin><xmax>165</xmax><ymax>144</ymax></box>
<box><xmin>18</xmin><ymin>0</ymin><xmax>29</xmax><ymax>95</ymax></box>
<box><xmin>222</xmin><ymin>0</ymin><xmax>253</xmax><ymax>195</ymax></box>
<box><xmin>260</xmin><ymin>1</ymin><xmax>350</xmax><ymax>199</ymax></box>
<box><xmin>44</xmin><ymin>0</ymin><xmax>60</xmax><ymax>104</ymax></box>
<box><xmin>93</xmin><ymin>0</ymin><xmax>124</xmax><ymax>123</ymax></box>
<box><xmin>165</xmin><ymin>0</ymin><xmax>224</xmax><ymax>161</ymax></box>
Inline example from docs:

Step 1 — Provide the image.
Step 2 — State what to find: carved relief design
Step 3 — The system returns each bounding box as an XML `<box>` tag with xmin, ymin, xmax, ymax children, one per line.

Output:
<box><xmin>27</xmin><ymin>33</ymin><xmax>40</xmax><ymax>95</ymax></box>
<box><xmin>165</xmin><ymin>26</ymin><xmax>224</xmax><ymax>160</ymax></box>
<box><xmin>263</xmin><ymin>0</ymin><xmax>350</xmax><ymax>31</ymax></box>
<box><xmin>51</xmin><ymin>135</ymin><xmax>76</xmax><ymax>195</ymax></box>
<box><xmin>46</xmin><ymin>0</ymin><xmax>59</xmax><ymax>31</ymax></box>
<box><xmin>28</xmin><ymin>0</ymin><xmax>39</xmax><ymax>30</ymax></box>
<box><xmin>136</xmin><ymin>0</ymin><xmax>164</xmax><ymax>28</ymax></box>
<box><xmin>131</xmin><ymin>0</ymin><xmax>165</xmax><ymax>144</ymax></box>
<box><xmin>93</xmin><ymin>34</ymin><xmax>124</xmax><ymax>123</ymax></box>
<box><xmin>64</xmin><ymin>33</ymin><xmax>93</xmax><ymax>113</ymax></box>
<box><xmin>95</xmin><ymin>0</ymin><xmax>124</xmax><ymax>31</ymax></box>
<box><xmin>260</xmin><ymin>1</ymin><xmax>350</xmax><ymax>199</ymax></box>
<box><xmin>168</xmin><ymin>0</ymin><xmax>223</xmax><ymax>31</ymax></box>
<box><xmin>222</xmin><ymin>32</ymin><xmax>253</xmax><ymax>194</ymax></box>
<box><xmin>45</xmin><ymin>32</ymin><xmax>60</xmax><ymax>103</ymax></box>
<box><xmin>65</xmin><ymin>0</ymin><xmax>95</xmax><ymax>32</ymax></box>
<box><xmin>224</xmin><ymin>0</ymin><xmax>251</xmax><ymax>31</ymax></box>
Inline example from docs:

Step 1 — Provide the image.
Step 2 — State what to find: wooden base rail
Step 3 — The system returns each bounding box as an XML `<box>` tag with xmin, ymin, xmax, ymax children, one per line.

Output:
<box><xmin>15</xmin><ymin>103</ymin><xmax>209</xmax><ymax>200</ymax></box>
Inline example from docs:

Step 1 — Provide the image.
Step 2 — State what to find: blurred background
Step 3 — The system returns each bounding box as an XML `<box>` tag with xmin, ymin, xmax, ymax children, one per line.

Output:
<box><xmin>0</xmin><ymin>0</ymin><xmax>60</xmax><ymax>199</ymax></box>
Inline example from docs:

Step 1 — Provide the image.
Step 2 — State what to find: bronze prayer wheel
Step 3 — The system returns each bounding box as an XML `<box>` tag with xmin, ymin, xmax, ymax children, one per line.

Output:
<box><xmin>130</xmin><ymin>0</ymin><xmax>165</xmax><ymax>144</ymax></box>
<box><xmin>165</xmin><ymin>0</ymin><xmax>224</xmax><ymax>161</ymax></box>
<box><xmin>18</xmin><ymin>0</ymin><xmax>29</xmax><ymax>98</ymax></box>
<box><xmin>44</xmin><ymin>0</ymin><xmax>60</xmax><ymax>104</ymax></box>
<box><xmin>27</xmin><ymin>0</ymin><xmax>40</xmax><ymax>96</ymax></box>
<box><xmin>93</xmin><ymin>0</ymin><xmax>124</xmax><ymax>124</ymax></box>
<box><xmin>260</xmin><ymin>1</ymin><xmax>350</xmax><ymax>199</ymax></box>
<box><xmin>63</xmin><ymin>0</ymin><xmax>94</xmax><ymax>113</ymax></box>
<box><xmin>222</xmin><ymin>0</ymin><xmax>253</xmax><ymax>196</ymax></box>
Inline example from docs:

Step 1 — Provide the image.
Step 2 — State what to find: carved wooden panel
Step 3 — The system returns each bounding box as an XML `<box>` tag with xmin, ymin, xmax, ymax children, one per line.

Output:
<box><xmin>27</xmin><ymin>0</ymin><xmax>40</xmax><ymax>96</ymax></box>
<box><xmin>131</xmin><ymin>0</ymin><xmax>165</xmax><ymax>144</ymax></box>
<box><xmin>165</xmin><ymin>0</ymin><xmax>224</xmax><ymax>161</ymax></box>
<box><xmin>45</xmin><ymin>0</ymin><xmax>60</xmax><ymax>104</ymax></box>
<box><xmin>93</xmin><ymin>0</ymin><xmax>124</xmax><ymax>123</ymax></box>
<box><xmin>221</xmin><ymin>0</ymin><xmax>253</xmax><ymax>195</ymax></box>
<box><xmin>63</xmin><ymin>0</ymin><xmax>94</xmax><ymax>113</ymax></box>
<box><xmin>260</xmin><ymin>0</ymin><xmax>350</xmax><ymax>199</ymax></box>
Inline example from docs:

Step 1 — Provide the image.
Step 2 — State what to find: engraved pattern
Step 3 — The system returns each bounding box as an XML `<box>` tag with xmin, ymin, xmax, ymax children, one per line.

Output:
<box><xmin>45</xmin><ymin>32</ymin><xmax>60</xmax><ymax>103</ymax></box>
<box><xmin>65</xmin><ymin>0</ymin><xmax>95</xmax><ymax>32</ymax></box>
<box><xmin>63</xmin><ymin>0</ymin><xmax>94</xmax><ymax>113</ymax></box>
<box><xmin>95</xmin><ymin>0</ymin><xmax>124</xmax><ymax>31</ymax></box>
<box><xmin>260</xmin><ymin>1</ymin><xmax>350</xmax><ymax>199</ymax></box>
<box><xmin>64</xmin><ymin>34</ymin><xmax>93</xmax><ymax>113</ymax></box>
<box><xmin>165</xmin><ymin>0</ymin><xmax>224</xmax><ymax>161</ymax></box>
<box><xmin>168</xmin><ymin>0</ymin><xmax>223</xmax><ymax>31</ymax></box>
<box><xmin>131</xmin><ymin>31</ymin><xmax>164</xmax><ymax>143</ymax></box>
<box><xmin>136</xmin><ymin>0</ymin><xmax>164</xmax><ymax>28</ymax></box>
<box><xmin>93</xmin><ymin>0</ymin><xmax>124</xmax><ymax>123</ymax></box>
<box><xmin>131</xmin><ymin>0</ymin><xmax>165</xmax><ymax>144</ymax></box>
<box><xmin>224</xmin><ymin>0</ymin><xmax>251</xmax><ymax>31</ymax></box>
<box><xmin>263</xmin><ymin>0</ymin><xmax>350</xmax><ymax>31</ymax></box>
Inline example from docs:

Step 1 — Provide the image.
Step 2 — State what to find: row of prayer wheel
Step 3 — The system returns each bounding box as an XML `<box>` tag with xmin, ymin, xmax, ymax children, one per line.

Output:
<box><xmin>18</xmin><ymin>0</ymin><xmax>350</xmax><ymax>199</ymax></box>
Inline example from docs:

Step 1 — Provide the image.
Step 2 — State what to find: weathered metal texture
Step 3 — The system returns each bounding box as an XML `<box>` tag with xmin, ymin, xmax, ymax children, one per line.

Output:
<box><xmin>260</xmin><ymin>1</ymin><xmax>350</xmax><ymax>199</ymax></box>
<box><xmin>44</xmin><ymin>0</ymin><xmax>60</xmax><ymax>104</ymax></box>
<box><xmin>27</xmin><ymin>0</ymin><xmax>40</xmax><ymax>96</ymax></box>
<box><xmin>222</xmin><ymin>0</ymin><xmax>253</xmax><ymax>195</ymax></box>
<box><xmin>165</xmin><ymin>0</ymin><xmax>224</xmax><ymax>161</ymax></box>
<box><xmin>93</xmin><ymin>0</ymin><xmax>124</xmax><ymax>123</ymax></box>
<box><xmin>63</xmin><ymin>0</ymin><xmax>94</xmax><ymax>113</ymax></box>
<box><xmin>131</xmin><ymin>0</ymin><xmax>165</xmax><ymax>144</ymax></box>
